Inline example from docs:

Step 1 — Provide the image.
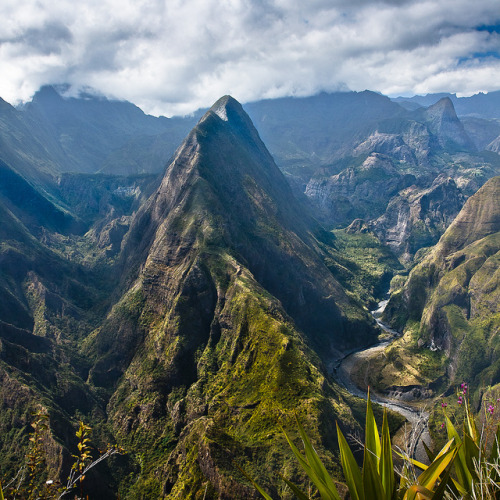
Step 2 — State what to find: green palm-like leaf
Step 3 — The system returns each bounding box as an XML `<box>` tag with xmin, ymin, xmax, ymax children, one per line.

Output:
<box><xmin>403</xmin><ymin>484</ymin><xmax>434</xmax><ymax>500</ymax></box>
<box><xmin>380</xmin><ymin>410</ymin><xmax>395</xmax><ymax>500</ymax></box>
<box><xmin>463</xmin><ymin>432</ymin><xmax>480</xmax><ymax>480</ymax></box>
<box><xmin>422</xmin><ymin>441</ymin><xmax>435</xmax><ymax>463</ymax></box>
<box><xmin>295</xmin><ymin>418</ymin><xmax>342</xmax><ymax>500</ymax></box>
<box><xmin>283</xmin><ymin>423</ymin><xmax>342</xmax><ymax>500</ymax></box>
<box><xmin>336</xmin><ymin>422</ymin><xmax>364</xmax><ymax>500</ymax></box>
<box><xmin>430</xmin><ymin>458</ymin><xmax>455</xmax><ymax>500</ymax></box>
<box><xmin>365</xmin><ymin>389</ymin><xmax>381</xmax><ymax>464</ymax></box>
<box><xmin>417</xmin><ymin>446</ymin><xmax>457</xmax><ymax>491</ymax></box>
<box><xmin>362</xmin><ymin>446</ymin><xmax>385</xmax><ymax>500</ymax></box>
<box><xmin>445</xmin><ymin>414</ymin><xmax>472</xmax><ymax>490</ymax></box>
<box><xmin>464</xmin><ymin>400</ymin><xmax>479</xmax><ymax>445</ymax></box>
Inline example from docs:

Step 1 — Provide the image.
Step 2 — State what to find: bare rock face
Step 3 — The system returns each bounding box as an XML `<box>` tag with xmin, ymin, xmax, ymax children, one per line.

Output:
<box><xmin>352</xmin><ymin>132</ymin><xmax>416</xmax><ymax>164</ymax></box>
<box><xmin>371</xmin><ymin>176</ymin><xmax>466</xmax><ymax>262</ymax></box>
<box><xmin>424</xmin><ymin>97</ymin><xmax>476</xmax><ymax>152</ymax></box>
<box><xmin>305</xmin><ymin>153</ymin><xmax>416</xmax><ymax>225</ymax></box>
<box><xmin>487</xmin><ymin>134</ymin><xmax>500</xmax><ymax>153</ymax></box>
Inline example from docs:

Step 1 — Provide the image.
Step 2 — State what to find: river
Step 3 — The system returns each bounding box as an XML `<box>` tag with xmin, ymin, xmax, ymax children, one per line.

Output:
<box><xmin>334</xmin><ymin>298</ymin><xmax>432</xmax><ymax>463</ymax></box>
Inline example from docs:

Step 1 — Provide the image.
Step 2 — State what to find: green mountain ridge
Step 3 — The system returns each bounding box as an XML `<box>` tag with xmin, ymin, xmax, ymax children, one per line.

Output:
<box><xmin>385</xmin><ymin>176</ymin><xmax>500</xmax><ymax>389</ymax></box>
<box><xmin>85</xmin><ymin>96</ymin><xmax>378</xmax><ymax>497</ymax></box>
<box><xmin>0</xmin><ymin>86</ymin><xmax>499</xmax><ymax>497</ymax></box>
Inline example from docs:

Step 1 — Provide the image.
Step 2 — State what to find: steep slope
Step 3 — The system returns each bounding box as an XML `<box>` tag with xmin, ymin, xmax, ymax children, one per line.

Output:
<box><xmin>371</xmin><ymin>176</ymin><xmax>466</xmax><ymax>262</ymax></box>
<box><xmin>87</xmin><ymin>96</ymin><xmax>376</xmax><ymax>497</ymax></box>
<box><xmin>244</xmin><ymin>90</ymin><xmax>406</xmax><ymax>187</ymax></box>
<box><xmin>385</xmin><ymin>176</ymin><xmax>500</xmax><ymax>388</ymax></box>
<box><xmin>421</xmin><ymin>97</ymin><xmax>476</xmax><ymax>152</ymax></box>
<box><xmin>0</xmin><ymin>160</ymin><xmax>85</xmax><ymax>236</ymax></box>
<box><xmin>0</xmin><ymin>177</ymin><xmax>116</xmax><ymax>491</ymax></box>
<box><xmin>0</xmin><ymin>96</ymin><xmax>65</xmax><ymax>185</ymax></box>
<box><xmin>21</xmin><ymin>86</ymin><xmax>197</xmax><ymax>175</ymax></box>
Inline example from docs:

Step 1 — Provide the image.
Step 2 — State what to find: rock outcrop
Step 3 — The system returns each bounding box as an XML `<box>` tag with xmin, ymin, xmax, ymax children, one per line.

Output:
<box><xmin>386</xmin><ymin>176</ymin><xmax>500</xmax><ymax>386</ymax></box>
<box><xmin>371</xmin><ymin>176</ymin><xmax>466</xmax><ymax>262</ymax></box>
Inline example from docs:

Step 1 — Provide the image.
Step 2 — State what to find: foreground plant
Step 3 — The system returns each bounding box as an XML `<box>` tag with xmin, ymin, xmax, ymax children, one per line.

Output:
<box><xmin>251</xmin><ymin>386</ymin><xmax>500</xmax><ymax>499</ymax></box>
<box><xmin>411</xmin><ymin>387</ymin><xmax>500</xmax><ymax>499</ymax></box>
<box><xmin>0</xmin><ymin>410</ymin><xmax>124</xmax><ymax>499</ymax></box>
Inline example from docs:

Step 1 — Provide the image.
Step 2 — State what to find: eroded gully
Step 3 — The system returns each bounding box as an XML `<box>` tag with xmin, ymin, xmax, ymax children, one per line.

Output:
<box><xmin>333</xmin><ymin>299</ymin><xmax>432</xmax><ymax>464</ymax></box>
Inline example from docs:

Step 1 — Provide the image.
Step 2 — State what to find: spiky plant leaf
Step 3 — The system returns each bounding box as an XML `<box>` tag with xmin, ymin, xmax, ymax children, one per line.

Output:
<box><xmin>417</xmin><ymin>446</ymin><xmax>457</xmax><ymax>491</ymax></box>
<box><xmin>445</xmin><ymin>414</ymin><xmax>472</xmax><ymax>490</ymax></box>
<box><xmin>403</xmin><ymin>484</ymin><xmax>434</xmax><ymax>500</ymax></box>
<box><xmin>336</xmin><ymin>422</ymin><xmax>364</xmax><ymax>500</ymax></box>
<box><xmin>380</xmin><ymin>410</ymin><xmax>395</xmax><ymax>500</ymax></box>
<box><xmin>284</xmin><ymin>424</ymin><xmax>342</xmax><ymax>500</ymax></box>
<box><xmin>422</xmin><ymin>441</ymin><xmax>435</xmax><ymax>463</ymax></box>
<box><xmin>362</xmin><ymin>445</ymin><xmax>385</xmax><ymax>500</ymax></box>
<box><xmin>296</xmin><ymin>419</ymin><xmax>342</xmax><ymax>500</ymax></box>
<box><xmin>365</xmin><ymin>389</ymin><xmax>381</xmax><ymax>464</ymax></box>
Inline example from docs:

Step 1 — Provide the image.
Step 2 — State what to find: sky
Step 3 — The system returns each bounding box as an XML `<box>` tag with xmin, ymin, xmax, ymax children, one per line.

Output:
<box><xmin>1</xmin><ymin>0</ymin><xmax>500</xmax><ymax>116</ymax></box>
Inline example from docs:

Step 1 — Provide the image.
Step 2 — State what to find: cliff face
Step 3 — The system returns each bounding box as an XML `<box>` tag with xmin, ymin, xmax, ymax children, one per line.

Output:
<box><xmin>301</xmin><ymin>97</ymin><xmax>498</xmax><ymax>264</ymax></box>
<box><xmin>87</xmin><ymin>96</ymin><xmax>375</xmax><ymax>497</ymax></box>
<box><xmin>371</xmin><ymin>176</ymin><xmax>466</xmax><ymax>262</ymax></box>
<box><xmin>423</xmin><ymin>97</ymin><xmax>476</xmax><ymax>152</ymax></box>
<box><xmin>386</xmin><ymin>176</ymin><xmax>500</xmax><ymax>386</ymax></box>
<box><xmin>305</xmin><ymin>153</ymin><xmax>416</xmax><ymax>225</ymax></box>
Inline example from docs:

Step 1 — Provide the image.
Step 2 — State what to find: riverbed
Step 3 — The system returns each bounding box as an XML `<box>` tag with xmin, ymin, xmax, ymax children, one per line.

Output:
<box><xmin>335</xmin><ymin>298</ymin><xmax>432</xmax><ymax>463</ymax></box>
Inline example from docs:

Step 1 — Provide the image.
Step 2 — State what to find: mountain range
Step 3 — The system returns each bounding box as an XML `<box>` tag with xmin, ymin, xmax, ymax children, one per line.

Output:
<box><xmin>0</xmin><ymin>86</ymin><xmax>499</xmax><ymax>497</ymax></box>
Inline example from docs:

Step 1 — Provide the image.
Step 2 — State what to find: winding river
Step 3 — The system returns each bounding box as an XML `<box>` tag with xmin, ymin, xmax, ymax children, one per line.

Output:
<box><xmin>334</xmin><ymin>299</ymin><xmax>432</xmax><ymax>463</ymax></box>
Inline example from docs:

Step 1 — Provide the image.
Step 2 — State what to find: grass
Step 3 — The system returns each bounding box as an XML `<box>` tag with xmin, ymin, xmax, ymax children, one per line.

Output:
<box><xmin>324</xmin><ymin>229</ymin><xmax>403</xmax><ymax>307</ymax></box>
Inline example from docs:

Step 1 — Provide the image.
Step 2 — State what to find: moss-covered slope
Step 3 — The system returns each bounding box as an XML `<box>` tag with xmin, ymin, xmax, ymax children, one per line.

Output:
<box><xmin>385</xmin><ymin>176</ymin><xmax>500</xmax><ymax>389</ymax></box>
<box><xmin>87</xmin><ymin>96</ymin><xmax>377</xmax><ymax>497</ymax></box>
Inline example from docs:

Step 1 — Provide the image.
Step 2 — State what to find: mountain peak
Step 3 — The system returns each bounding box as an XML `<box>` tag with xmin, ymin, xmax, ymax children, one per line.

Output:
<box><xmin>426</xmin><ymin>96</ymin><xmax>456</xmax><ymax>118</ymax></box>
<box><xmin>209</xmin><ymin>95</ymin><xmax>240</xmax><ymax>121</ymax></box>
<box><xmin>203</xmin><ymin>95</ymin><xmax>256</xmax><ymax>135</ymax></box>
<box><xmin>424</xmin><ymin>96</ymin><xmax>475</xmax><ymax>151</ymax></box>
<box><xmin>32</xmin><ymin>85</ymin><xmax>63</xmax><ymax>103</ymax></box>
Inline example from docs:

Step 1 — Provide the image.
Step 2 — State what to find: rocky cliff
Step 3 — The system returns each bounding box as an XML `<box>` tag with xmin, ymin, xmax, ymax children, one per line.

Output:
<box><xmin>385</xmin><ymin>176</ymin><xmax>500</xmax><ymax>387</ymax></box>
<box><xmin>86</xmin><ymin>96</ymin><xmax>375</xmax><ymax>497</ymax></box>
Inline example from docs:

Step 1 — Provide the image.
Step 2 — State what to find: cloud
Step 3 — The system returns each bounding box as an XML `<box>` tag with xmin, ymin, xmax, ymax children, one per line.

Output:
<box><xmin>0</xmin><ymin>0</ymin><xmax>499</xmax><ymax>115</ymax></box>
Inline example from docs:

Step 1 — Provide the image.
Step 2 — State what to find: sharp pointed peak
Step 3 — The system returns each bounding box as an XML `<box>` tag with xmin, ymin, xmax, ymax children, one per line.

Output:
<box><xmin>207</xmin><ymin>95</ymin><xmax>245</xmax><ymax>122</ymax></box>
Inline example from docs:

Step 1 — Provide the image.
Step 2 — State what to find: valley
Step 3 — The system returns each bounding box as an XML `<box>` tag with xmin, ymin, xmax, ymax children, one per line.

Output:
<box><xmin>335</xmin><ymin>298</ymin><xmax>432</xmax><ymax>465</ymax></box>
<box><xmin>0</xmin><ymin>86</ymin><xmax>499</xmax><ymax>498</ymax></box>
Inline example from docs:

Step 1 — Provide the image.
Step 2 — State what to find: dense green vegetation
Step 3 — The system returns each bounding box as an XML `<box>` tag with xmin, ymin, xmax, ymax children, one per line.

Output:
<box><xmin>0</xmin><ymin>86</ymin><xmax>499</xmax><ymax>498</ymax></box>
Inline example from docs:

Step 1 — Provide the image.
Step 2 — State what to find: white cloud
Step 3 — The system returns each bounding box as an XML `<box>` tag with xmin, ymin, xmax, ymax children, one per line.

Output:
<box><xmin>0</xmin><ymin>0</ymin><xmax>499</xmax><ymax>115</ymax></box>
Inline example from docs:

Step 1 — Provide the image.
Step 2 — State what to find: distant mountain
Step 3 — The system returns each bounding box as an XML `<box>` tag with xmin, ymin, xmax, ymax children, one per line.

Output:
<box><xmin>300</xmin><ymin>96</ymin><xmax>495</xmax><ymax>248</ymax></box>
<box><xmin>2</xmin><ymin>85</ymin><xmax>499</xmax><ymax>267</ymax></box>
<box><xmin>87</xmin><ymin>96</ymin><xmax>376</xmax><ymax>496</ymax></box>
<box><xmin>461</xmin><ymin>116</ymin><xmax>500</xmax><ymax>151</ymax></box>
<box><xmin>371</xmin><ymin>175</ymin><xmax>466</xmax><ymax>262</ymax></box>
<box><xmin>393</xmin><ymin>91</ymin><xmax>500</xmax><ymax>119</ymax></box>
<box><xmin>20</xmin><ymin>85</ymin><xmax>200</xmax><ymax>176</ymax></box>
<box><xmin>385</xmin><ymin>176</ymin><xmax>500</xmax><ymax>388</ymax></box>
<box><xmin>244</xmin><ymin>90</ymin><xmax>406</xmax><ymax>187</ymax></box>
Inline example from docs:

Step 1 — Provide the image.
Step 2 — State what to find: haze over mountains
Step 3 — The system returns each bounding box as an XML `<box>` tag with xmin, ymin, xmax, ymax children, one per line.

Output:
<box><xmin>0</xmin><ymin>86</ymin><xmax>499</xmax><ymax>497</ymax></box>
